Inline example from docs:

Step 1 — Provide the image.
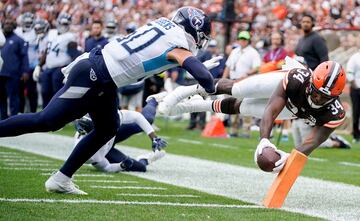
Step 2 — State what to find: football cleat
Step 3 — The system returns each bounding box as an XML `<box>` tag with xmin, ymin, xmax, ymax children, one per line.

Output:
<box><xmin>330</xmin><ymin>134</ymin><xmax>351</xmax><ymax>149</ymax></box>
<box><xmin>45</xmin><ymin>172</ymin><xmax>87</xmax><ymax>195</ymax></box>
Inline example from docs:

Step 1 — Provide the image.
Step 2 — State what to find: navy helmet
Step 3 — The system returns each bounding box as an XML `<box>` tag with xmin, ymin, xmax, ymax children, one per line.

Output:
<box><xmin>21</xmin><ymin>12</ymin><xmax>35</xmax><ymax>31</ymax></box>
<box><xmin>33</xmin><ymin>18</ymin><xmax>49</xmax><ymax>37</ymax></box>
<box><xmin>171</xmin><ymin>6</ymin><xmax>211</xmax><ymax>49</ymax></box>
<box><xmin>56</xmin><ymin>13</ymin><xmax>71</xmax><ymax>34</ymax></box>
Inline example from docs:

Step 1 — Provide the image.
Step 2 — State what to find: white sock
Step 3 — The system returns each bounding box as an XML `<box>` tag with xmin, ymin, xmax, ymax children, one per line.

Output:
<box><xmin>163</xmin><ymin>85</ymin><xmax>198</xmax><ymax>107</ymax></box>
<box><xmin>92</xmin><ymin>159</ymin><xmax>121</xmax><ymax>173</ymax></box>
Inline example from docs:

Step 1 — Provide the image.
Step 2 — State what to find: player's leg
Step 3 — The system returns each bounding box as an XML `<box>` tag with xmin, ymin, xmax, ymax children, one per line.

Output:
<box><xmin>0</xmin><ymin>76</ymin><xmax>8</xmax><ymax>119</ymax></box>
<box><xmin>7</xmin><ymin>76</ymin><xmax>21</xmax><ymax>117</ymax></box>
<box><xmin>40</xmin><ymin>68</ymin><xmax>53</xmax><ymax>108</ymax></box>
<box><xmin>59</xmin><ymin>86</ymin><xmax>119</xmax><ymax>178</ymax></box>
<box><xmin>231</xmin><ymin>72</ymin><xmax>285</xmax><ymax>100</ymax></box>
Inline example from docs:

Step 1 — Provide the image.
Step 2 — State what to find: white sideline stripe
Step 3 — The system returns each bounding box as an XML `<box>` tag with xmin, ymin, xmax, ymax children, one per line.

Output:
<box><xmin>210</xmin><ymin>143</ymin><xmax>236</xmax><ymax>150</ymax></box>
<box><xmin>41</xmin><ymin>173</ymin><xmax>114</xmax><ymax>177</ymax></box>
<box><xmin>0</xmin><ymin>152</ymin><xmax>18</xmax><ymax>155</ymax></box>
<box><xmin>160</xmin><ymin>136</ymin><xmax>170</xmax><ymax>139</ymax></box>
<box><xmin>116</xmin><ymin>193</ymin><xmax>200</xmax><ymax>198</ymax></box>
<box><xmin>0</xmin><ymin>155</ymin><xmax>33</xmax><ymax>159</ymax></box>
<box><xmin>0</xmin><ymin>198</ymin><xmax>261</xmax><ymax>209</ymax></box>
<box><xmin>338</xmin><ymin>162</ymin><xmax>360</xmax><ymax>167</ymax></box>
<box><xmin>75</xmin><ymin>180</ymin><xmax>138</xmax><ymax>184</ymax></box>
<box><xmin>2</xmin><ymin>159</ymin><xmax>51</xmax><ymax>163</ymax></box>
<box><xmin>308</xmin><ymin>157</ymin><xmax>328</xmax><ymax>162</ymax></box>
<box><xmin>0</xmin><ymin>167</ymin><xmax>56</xmax><ymax>171</ymax></box>
<box><xmin>1</xmin><ymin>133</ymin><xmax>360</xmax><ymax>221</ymax></box>
<box><xmin>177</xmin><ymin>138</ymin><xmax>203</xmax><ymax>145</ymax></box>
<box><xmin>4</xmin><ymin>163</ymin><xmax>56</xmax><ymax>166</ymax></box>
<box><xmin>91</xmin><ymin>185</ymin><xmax>167</xmax><ymax>190</ymax></box>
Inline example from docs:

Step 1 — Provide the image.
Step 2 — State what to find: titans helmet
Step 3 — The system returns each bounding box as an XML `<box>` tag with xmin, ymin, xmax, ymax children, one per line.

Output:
<box><xmin>171</xmin><ymin>7</ymin><xmax>211</xmax><ymax>49</ymax></box>
<box><xmin>56</xmin><ymin>13</ymin><xmax>71</xmax><ymax>34</ymax></box>
<box><xmin>21</xmin><ymin>12</ymin><xmax>35</xmax><ymax>31</ymax></box>
<box><xmin>33</xmin><ymin>18</ymin><xmax>50</xmax><ymax>37</ymax></box>
<box><xmin>105</xmin><ymin>19</ymin><xmax>117</xmax><ymax>36</ymax></box>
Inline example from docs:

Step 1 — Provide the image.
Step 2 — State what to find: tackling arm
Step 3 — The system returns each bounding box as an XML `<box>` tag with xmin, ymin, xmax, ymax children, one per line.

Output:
<box><xmin>297</xmin><ymin>126</ymin><xmax>335</xmax><ymax>155</ymax></box>
<box><xmin>166</xmin><ymin>48</ymin><xmax>215</xmax><ymax>93</ymax></box>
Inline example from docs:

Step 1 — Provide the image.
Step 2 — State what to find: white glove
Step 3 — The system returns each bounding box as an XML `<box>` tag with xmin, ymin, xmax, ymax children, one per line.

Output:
<box><xmin>32</xmin><ymin>65</ymin><xmax>41</xmax><ymax>82</ymax></box>
<box><xmin>203</xmin><ymin>56</ymin><xmax>223</xmax><ymax>70</ymax></box>
<box><xmin>254</xmin><ymin>138</ymin><xmax>277</xmax><ymax>163</ymax></box>
<box><xmin>272</xmin><ymin>149</ymin><xmax>290</xmax><ymax>173</ymax></box>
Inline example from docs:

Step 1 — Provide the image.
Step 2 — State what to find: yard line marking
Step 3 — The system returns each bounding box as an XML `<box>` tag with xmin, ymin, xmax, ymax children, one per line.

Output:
<box><xmin>4</xmin><ymin>163</ymin><xmax>56</xmax><ymax>166</ymax></box>
<box><xmin>0</xmin><ymin>167</ymin><xmax>56</xmax><ymax>171</ymax></box>
<box><xmin>40</xmin><ymin>173</ymin><xmax>114</xmax><ymax>177</ymax></box>
<box><xmin>2</xmin><ymin>159</ymin><xmax>52</xmax><ymax>163</ymax></box>
<box><xmin>177</xmin><ymin>138</ymin><xmax>203</xmax><ymax>145</ymax></box>
<box><xmin>90</xmin><ymin>185</ymin><xmax>167</xmax><ymax>190</ymax></box>
<box><xmin>75</xmin><ymin>180</ymin><xmax>138</xmax><ymax>184</ymax></box>
<box><xmin>0</xmin><ymin>198</ymin><xmax>262</xmax><ymax>209</ymax></box>
<box><xmin>308</xmin><ymin>157</ymin><xmax>328</xmax><ymax>162</ymax></box>
<box><xmin>0</xmin><ymin>155</ymin><xmax>33</xmax><ymax>159</ymax></box>
<box><xmin>338</xmin><ymin>162</ymin><xmax>360</xmax><ymax>167</ymax></box>
<box><xmin>0</xmin><ymin>152</ymin><xmax>18</xmax><ymax>155</ymax></box>
<box><xmin>160</xmin><ymin>136</ymin><xmax>170</xmax><ymax>140</ymax></box>
<box><xmin>116</xmin><ymin>193</ymin><xmax>200</xmax><ymax>198</ymax></box>
<box><xmin>210</xmin><ymin>143</ymin><xmax>236</xmax><ymax>150</ymax></box>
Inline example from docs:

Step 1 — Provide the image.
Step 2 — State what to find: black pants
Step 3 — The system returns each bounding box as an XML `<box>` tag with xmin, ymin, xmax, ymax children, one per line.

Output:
<box><xmin>350</xmin><ymin>87</ymin><xmax>360</xmax><ymax>140</ymax></box>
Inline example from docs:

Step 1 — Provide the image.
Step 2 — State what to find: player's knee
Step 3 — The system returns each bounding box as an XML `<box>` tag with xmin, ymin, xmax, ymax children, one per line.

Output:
<box><xmin>220</xmin><ymin>97</ymin><xmax>241</xmax><ymax>114</ymax></box>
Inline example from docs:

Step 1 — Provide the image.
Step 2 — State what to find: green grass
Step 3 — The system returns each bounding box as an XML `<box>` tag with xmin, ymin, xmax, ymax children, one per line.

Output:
<box><xmin>54</xmin><ymin>118</ymin><xmax>360</xmax><ymax>186</ymax></box>
<box><xmin>0</xmin><ymin>148</ymin><xmax>320</xmax><ymax>221</ymax></box>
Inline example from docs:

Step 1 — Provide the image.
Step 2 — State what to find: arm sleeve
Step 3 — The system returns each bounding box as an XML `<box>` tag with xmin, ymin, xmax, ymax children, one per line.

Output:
<box><xmin>121</xmin><ymin>110</ymin><xmax>154</xmax><ymax>135</ymax></box>
<box><xmin>182</xmin><ymin>56</ymin><xmax>215</xmax><ymax>93</ymax></box>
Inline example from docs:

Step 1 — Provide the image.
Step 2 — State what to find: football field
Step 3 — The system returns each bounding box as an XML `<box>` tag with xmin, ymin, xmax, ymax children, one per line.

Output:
<box><xmin>0</xmin><ymin>118</ymin><xmax>359</xmax><ymax>220</ymax></box>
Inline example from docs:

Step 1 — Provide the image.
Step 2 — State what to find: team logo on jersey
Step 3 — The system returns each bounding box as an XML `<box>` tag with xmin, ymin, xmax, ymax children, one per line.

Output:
<box><xmin>90</xmin><ymin>68</ymin><xmax>97</xmax><ymax>81</ymax></box>
<box><xmin>187</xmin><ymin>8</ymin><xmax>204</xmax><ymax>30</ymax></box>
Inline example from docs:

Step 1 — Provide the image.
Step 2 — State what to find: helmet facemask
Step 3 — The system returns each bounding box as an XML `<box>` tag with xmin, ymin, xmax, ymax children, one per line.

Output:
<box><xmin>307</xmin><ymin>83</ymin><xmax>335</xmax><ymax>108</ymax></box>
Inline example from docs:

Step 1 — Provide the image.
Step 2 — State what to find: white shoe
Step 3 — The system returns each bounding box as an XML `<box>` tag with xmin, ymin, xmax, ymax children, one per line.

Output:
<box><xmin>45</xmin><ymin>172</ymin><xmax>88</xmax><ymax>195</ymax></box>
<box><xmin>137</xmin><ymin>150</ymin><xmax>166</xmax><ymax>165</ymax></box>
<box><xmin>146</xmin><ymin>91</ymin><xmax>168</xmax><ymax>103</ymax></box>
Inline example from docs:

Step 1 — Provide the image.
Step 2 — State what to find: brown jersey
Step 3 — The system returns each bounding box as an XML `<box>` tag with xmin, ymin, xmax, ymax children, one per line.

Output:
<box><xmin>282</xmin><ymin>68</ymin><xmax>345</xmax><ymax>128</ymax></box>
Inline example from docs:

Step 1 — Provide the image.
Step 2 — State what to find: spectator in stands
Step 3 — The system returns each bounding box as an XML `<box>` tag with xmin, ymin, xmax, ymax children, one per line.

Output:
<box><xmin>346</xmin><ymin>51</ymin><xmax>360</xmax><ymax>143</ymax></box>
<box><xmin>261</xmin><ymin>31</ymin><xmax>287</xmax><ymax>73</ymax></box>
<box><xmin>0</xmin><ymin>18</ymin><xmax>29</xmax><ymax>120</ymax></box>
<box><xmin>222</xmin><ymin>31</ymin><xmax>261</xmax><ymax>137</ymax></box>
<box><xmin>295</xmin><ymin>14</ymin><xmax>329</xmax><ymax>71</ymax></box>
<box><xmin>85</xmin><ymin>20</ymin><xmax>108</xmax><ymax>52</ymax></box>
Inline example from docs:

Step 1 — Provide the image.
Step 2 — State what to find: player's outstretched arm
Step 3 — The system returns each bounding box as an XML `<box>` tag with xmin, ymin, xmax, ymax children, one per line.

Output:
<box><xmin>260</xmin><ymin>81</ymin><xmax>287</xmax><ymax>139</ymax></box>
<box><xmin>297</xmin><ymin>126</ymin><xmax>335</xmax><ymax>155</ymax></box>
<box><xmin>166</xmin><ymin>48</ymin><xmax>215</xmax><ymax>94</ymax></box>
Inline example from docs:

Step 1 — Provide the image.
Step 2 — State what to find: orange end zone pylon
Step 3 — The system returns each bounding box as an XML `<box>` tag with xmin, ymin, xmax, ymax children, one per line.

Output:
<box><xmin>263</xmin><ymin>149</ymin><xmax>308</xmax><ymax>208</ymax></box>
<box><xmin>201</xmin><ymin>116</ymin><xmax>228</xmax><ymax>138</ymax></box>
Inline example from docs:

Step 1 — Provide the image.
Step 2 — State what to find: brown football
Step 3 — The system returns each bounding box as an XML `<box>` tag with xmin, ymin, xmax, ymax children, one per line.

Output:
<box><xmin>256</xmin><ymin>147</ymin><xmax>281</xmax><ymax>172</ymax></box>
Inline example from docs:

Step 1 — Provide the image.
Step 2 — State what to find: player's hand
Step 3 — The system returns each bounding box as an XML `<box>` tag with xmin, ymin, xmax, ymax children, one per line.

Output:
<box><xmin>152</xmin><ymin>137</ymin><xmax>168</xmax><ymax>151</ymax></box>
<box><xmin>254</xmin><ymin>138</ymin><xmax>277</xmax><ymax>163</ymax></box>
<box><xmin>33</xmin><ymin>65</ymin><xmax>41</xmax><ymax>82</ymax></box>
<box><xmin>203</xmin><ymin>56</ymin><xmax>223</xmax><ymax>70</ymax></box>
<box><xmin>272</xmin><ymin>149</ymin><xmax>290</xmax><ymax>173</ymax></box>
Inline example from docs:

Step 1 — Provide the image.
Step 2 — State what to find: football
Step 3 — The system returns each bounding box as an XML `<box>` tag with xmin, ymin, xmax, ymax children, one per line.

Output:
<box><xmin>256</xmin><ymin>147</ymin><xmax>281</xmax><ymax>172</ymax></box>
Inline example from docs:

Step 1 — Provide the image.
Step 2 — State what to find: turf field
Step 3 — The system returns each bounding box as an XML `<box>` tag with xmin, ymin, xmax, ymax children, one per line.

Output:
<box><xmin>0</xmin><ymin>117</ymin><xmax>359</xmax><ymax>220</ymax></box>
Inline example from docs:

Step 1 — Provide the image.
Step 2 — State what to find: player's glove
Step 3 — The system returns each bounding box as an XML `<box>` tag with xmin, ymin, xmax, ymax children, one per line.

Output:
<box><xmin>152</xmin><ymin>137</ymin><xmax>167</xmax><ymax>151</ymax></box>
<box><xmin>203</xmin><ymin>56</ymin><xmax>223</xmax><ymax>70</ymax></box>
<box><xmin>254</xmin><ymin>138</ymin><xmax>277</xmax><ymax>164</ymax></box>
<box><xmin>74</xmin><ymin>116</ymin><xmax>94</xmax><ymax>135</ymax></box>
<box><xmin>272</xmin><ymin>149</ymin><xmax>289</xmax><ymax>173</ymax></box>
<box><xmin>32</xmin><ymin>65</ymin><xmax>41</xmax><ymax>82</ymax></box>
